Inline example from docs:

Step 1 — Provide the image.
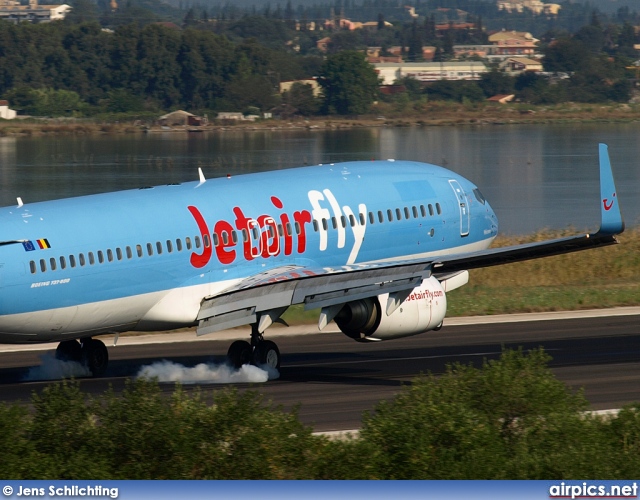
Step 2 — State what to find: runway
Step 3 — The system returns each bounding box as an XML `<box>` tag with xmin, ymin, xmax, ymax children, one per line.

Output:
<box><xmin>1</xmin><ymin>308</ymin><xmax>640</xmax><ymax>432</ymax></box>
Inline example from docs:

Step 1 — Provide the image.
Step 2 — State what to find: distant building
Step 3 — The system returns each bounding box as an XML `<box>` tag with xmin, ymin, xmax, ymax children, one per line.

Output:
<box><xmin>497</xmin><ymin>0</ymin><xmax>560</xmax><ymax>15</ymax></box>
<box><xmin>500</xmin><ymin>56</ymin><xmax>543</xmax><ymax>74</ymax></box>
<box><xmin>0</xmin><ymin>0</ymin><xmax>71</xmax><ymax>23</ymax></box>
<box><xmin>215</xmin><ymin>112</ymin><xmax>247</xmax><ymax>121</ymax></box>
<box><xmin>279</xmin><ymin>79</ymin><xmax>322</xmax><ymax>97</ymax></box>
<box><xmin>361</xmin><ymin>21</ymin><xmax>393</xmax><ymax>31</ymax></box>
<box><xmin>374</xmin><ymin>62</ymin><xmax>488</xmax><ymax>85</ymax></box>
<box><xmin>316</xmin><ymin>37</ymin><xmax>331</xmax><ymax>53</ymax></box>
<box><xmin>0</xmin><ymin>100</ymin><xmax>16</xmax><ymax>120</ymax></box>
<box><xmin>487</xmin><ymin>94</ymin><xmax>515</xmax><ymax>104</ymax></box>
<box><xmin>488</xmin><ymin>30</ymin><xmax>540</xmax><ymax>57</ymax></box>
<box><xmin>158</xmin><ymin>110</ymin><xmax>206</xmax><ymax>126</ymax></box>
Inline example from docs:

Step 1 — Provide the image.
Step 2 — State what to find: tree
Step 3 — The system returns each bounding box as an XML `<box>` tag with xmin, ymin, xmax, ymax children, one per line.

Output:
<box><xmin>282</xmin><ymin>82</ymin><xmax>320</xmax><ymax>115</ymax></box>
<box><xmin>318</xmin><ymin>51</ymin><xmax>379</xmax><ymax>115</ymax></box>
<box><xmin>478</xmin><ymin>69</ymin><xmax>515</xmax><ymax>97</ymax></box>
<box><xmin>425</xmin><ymin>80</ymin><xmax>484</xmax><ymax>103</ymax></box>
<box><xmin>407</xmin><ymin>19</ymin><xmax>422</xmax><ymax>62</ymax></box>
<box><xmin>357</xmin><ymin>349</ymin><xmax>600</xmax><ymax>479</ymax></box>
<box><xmin>542</xmin><ymin>37</ymin><xmax>590</xmax><ymax>73</ymax></box>
<box><xmin>28</xmin><ymin>88</ymin><xmax>85</xmax><ymax>116</ymax></box>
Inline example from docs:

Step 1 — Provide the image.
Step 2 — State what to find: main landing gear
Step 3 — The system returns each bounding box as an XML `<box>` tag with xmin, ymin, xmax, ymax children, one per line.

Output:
<box><xmin>226</xmin><ymin>324</ymin><xmax>281</xmax><ymax>370</ymax></box>
<box><xmin>55</xmin><ymin>338</ymin><xmax>109</xmax><ymax>377</ymax></box>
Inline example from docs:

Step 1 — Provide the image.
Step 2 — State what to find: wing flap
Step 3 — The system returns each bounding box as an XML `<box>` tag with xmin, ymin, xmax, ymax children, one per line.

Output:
<box><xmin>196</xmin><ymin>263</ymin><xmax>431</xmax><ymax>335</ymax></box>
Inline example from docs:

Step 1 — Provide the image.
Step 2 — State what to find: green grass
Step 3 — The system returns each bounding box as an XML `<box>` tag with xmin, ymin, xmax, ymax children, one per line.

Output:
<box><xmin>281</xmin><ymin>228</ymin><xmax>640</xmax><ymax>324</ymax></box>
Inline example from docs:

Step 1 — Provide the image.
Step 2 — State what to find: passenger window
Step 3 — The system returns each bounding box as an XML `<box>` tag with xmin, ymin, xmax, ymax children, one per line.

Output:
<box><xmin>107</xmin><ymin>249</ymin><xmax>113</xmax><ymax>262</ymax></box>
<box><xmin>387</xmin><ymin>209</ymin><xmax>393</xmax><ymax>222</ymax></box>
<box><xmin>79</xmin><ymin>253</ymin><xmax>86</xmax><ymax>266</ymax></box>
<box><xmin>213</xmin><ymin>233</ymin><xmax>219</xmax><ymax>247</ymax></box>
<box><xmin>359</xmin><ymin>213</ymin><xmax>365</xmax><ymax>225</ymax></box>
<box><xmin>60</xmin><ymin>256</ymin><xmax>67</xmax><ymax>269</ymax></box>
<box><xmin>378</xmin><ymin>211</ymin><xmax>384</xmax><ymax>223</ymax></box>
<box><xmin>98</xmin><ymin>251</ymin><xmax>104</xmax><ymax>264</ymax></box>
<box><xmin>312</xmin><ymin>220</ymin><xmax>319</xmax><ymax>232</ymax></box>
<box><xmin>40</xmin><ymin>259</ymin><xmax>46</xmax><ymax>272</ymax></box>
<box><xmin>436</xmin><ymin>203</ymin><xmax>442</xmax><ymax>215</ymax></box>
<box><xmin>116</xmin><ymin>248</ymin><xmax>122</xmax><ymax>261</ymax></box>
<box><xmin>396</xmin><ymin>208</ymin><xmax>402</xmax><ymax>220</ymax></box>
<box><xmin>156</xmin><ymin>242</ymin><xmax>162</xmax><ymax>255</ymax></box>
<box><xmin>195</xmin><ymin>236</ymin><xmax>201</xmax><ymax>249</ymax></box>
<box><xmin>349</xmin><ymin>215</ymin><xmax>356</xmax><ymax>227</ymax></box>
<box><xmin>232</xmin><ymin>231</ymin><xmax>238</xmax><ymax>244</ymax></box>
<box><xmin>166</xmin><ymin>241</ymin><xmax>173</xmax><ymax>253</ymax></box>
<box><xmin>331</xmin><ymin>217</ymin><xmax>337</xmax><ymax>229</ymax></box>
<box><xmin>147</xmin><ymin>243</ymin><xmax>153</xmax><ymax>256</ymax></box>
<box><xmin>126</xmin><ymin>247</ymin><xmax>133</xmax><ymax>259</ymax></box>
<box><xmin>176</xmin><ymin>239</ymin><xmax>183</xmax><ymax>252</ymax></box>
<box><xmin>322</xmin><ymin>219</ymin><xmax>328</xmax><ymax>231</ymax></box>
<box><xmin>295</xmin><ymin>221</ymin><xmax>301</xmax><ymax>235</ymax></box>
<box><xmin>30</xmin><ymin>261</ymin><xmax>36</xmax><ymax>274</ymax></box>
<box><xmin>412</xmin><ymin>206</ymin><xmax>418</xmax><ymax>218</ymax></box>
<box><xmin>242</xmin><ymin>229</ymin><xmax>248</xmax><ymax>242</ymax></box>
<box><xmin>89</xmin><ymin>252</ymin><xmax>95</xmax><ymax>265</ymax></box>
<box><xmin>136</xmin><ymin>245</ymin><xmax>143</xmax><ymax>257</ymax></box>
<box><xmin>185</xmin><ymin>237</ymin><xmax>192</xmax><ymax>250</ymax></box>
<box><xmin>428</xmin><ymin>205</ymin><xmax>434</xmax><ymax>216</ymax></box>
<box><xmin>69</xmin><ymin>255</ymin><xmax>76</xmax><ymax>268</ymax></box>
<box><xmin>49</xmin><ymin>257</ymin><xmax>57</xmax><ymax>271</ymax></box>
<box><xmin>340</xmin><ymin>215</ymin><xmax>347</xmax><ymax>228</ymax></box>
<box><xmin>368</xmin><ymin>212</ymin><xmax>375</xmax><ymax>224</ymax></box>
<box><xmin>286</xmin><ymin>222</ymin><xmax>292</xmax><ymax>235</ymax></box>
<box><xmin>404</xmin><ymin>207</ymin><xmax>410</xmax><ymax>219</ymax></box>
<box><xmin>420</xmin><ymin>205</ymin><xmax>427</xmax><ymax>217</ymax></box>
<box><xmin>203</xmin><ymin>235</ymin><xmax>211</xmax><ymax>248</ymax></box>
<box><xmin>222</xmin><ymin>232</ymin><xmax>229</xmax><ymax>245</ymax></box>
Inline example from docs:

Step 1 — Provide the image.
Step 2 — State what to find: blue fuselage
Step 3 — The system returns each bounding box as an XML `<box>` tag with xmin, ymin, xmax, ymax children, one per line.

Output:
<box><xmin>0</xmin><ymin>160</ymin><xmax>498</xmax><ymax>343</ymax></box>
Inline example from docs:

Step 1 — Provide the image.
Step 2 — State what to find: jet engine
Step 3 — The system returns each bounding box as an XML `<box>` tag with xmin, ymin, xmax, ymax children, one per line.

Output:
<box><xmin>333</xmin><ymin>274</ymin><xmax>467</xmax><ymax>342</ymax></box>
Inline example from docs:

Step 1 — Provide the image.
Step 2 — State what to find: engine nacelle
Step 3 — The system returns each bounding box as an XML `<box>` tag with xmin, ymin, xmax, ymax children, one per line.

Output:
<box><xmin>334</xmin><ymin>276</ymin><xmax>449</xmax><ymax>342</ymax></box>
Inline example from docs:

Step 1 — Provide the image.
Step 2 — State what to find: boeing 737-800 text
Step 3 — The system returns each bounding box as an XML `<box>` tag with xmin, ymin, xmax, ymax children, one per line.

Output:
<box><xmin>0</xmin><ymin>144</ymin><xmax>624</xmax><ymax>376</ymax></box>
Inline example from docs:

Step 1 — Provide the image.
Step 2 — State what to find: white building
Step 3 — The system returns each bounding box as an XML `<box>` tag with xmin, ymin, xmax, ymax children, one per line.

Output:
<box><xmin>0</xmin><ymin>101</ymin><xmax>16</xmax><ymax>120</ymax></box>
<box><xmin>0</xmin><ymin>0</ymin><xmax>71</xmax><ymax>23</ymax></box>
<box><xmin>374</xmin><ymin>62</ymin><xmax>488</xmax><ymax>85</ymax></box>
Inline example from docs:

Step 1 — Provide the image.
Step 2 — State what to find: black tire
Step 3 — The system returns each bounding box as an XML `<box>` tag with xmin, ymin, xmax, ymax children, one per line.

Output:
<box><xmin>55</xmin><ymin>339</ymin><xmax>82</xmax><ymax>362</ymax></box>
<box><xmin>253</xmin><ymin>340</ymin><xmax>280</xmax><ymax>370</ymax></box>
<box><xmin>81</xmin><ymin>338</ymin><xmax>109</xmax><ymax>377</ymax></box>
<box><xmin>227</xmin><ymin>340</ymin><xmax>252</xmax><ymax>368</ymax></box>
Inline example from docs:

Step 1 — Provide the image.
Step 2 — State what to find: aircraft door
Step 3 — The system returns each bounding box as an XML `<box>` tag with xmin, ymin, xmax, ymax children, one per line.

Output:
<box><xmin>449</xmin><ymin>179</ymin><xmax>470</xmax><ymax>237</ymax></box>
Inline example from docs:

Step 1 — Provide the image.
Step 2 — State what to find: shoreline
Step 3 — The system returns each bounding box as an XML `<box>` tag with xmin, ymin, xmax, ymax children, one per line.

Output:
<box><xmin>1</xmin><ymin>102</ymin><xmax>640</xmax><ymax>136</ymax></box>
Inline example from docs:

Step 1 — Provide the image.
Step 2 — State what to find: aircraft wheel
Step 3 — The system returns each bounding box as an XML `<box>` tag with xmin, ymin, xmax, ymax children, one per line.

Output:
<box><xmin>55</xmin><ymin>339</ymin><xmax>82</xmax><ymax>362</ymax></box>
<box><xmin>227</xmin><ymin>340</ymin><xmax>252</xmax><ymax>368</ymax></box>
<box><xmin>81</xmin><ymin>338</ymin><xmax>109</xmax><ymax>377</ymax></box>
<box><xmin>253</xmin><ymin>340</ymin><xmax>281</xmax><ymax>370</ymax></box>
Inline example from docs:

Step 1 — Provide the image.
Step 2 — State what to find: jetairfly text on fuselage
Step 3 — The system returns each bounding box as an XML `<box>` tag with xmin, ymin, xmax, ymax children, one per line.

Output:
<box><xmin>188</xmin><ymin>188</ymin><xmax>367</xmax><ymax>268</ymax></box>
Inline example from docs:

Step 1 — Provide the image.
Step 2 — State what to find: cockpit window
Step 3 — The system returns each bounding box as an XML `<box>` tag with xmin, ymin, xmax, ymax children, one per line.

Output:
<box><xmin>473</xmin><ymin>188</ymin><xmax>486</xmax><ymax>205</ymax></box>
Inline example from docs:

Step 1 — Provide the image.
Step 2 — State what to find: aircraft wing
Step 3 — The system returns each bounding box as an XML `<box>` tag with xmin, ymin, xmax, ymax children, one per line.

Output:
<box><xmin>195</xmin><ymin>143</ymin><xmax>624</xmax><ymax>336</ymax></box>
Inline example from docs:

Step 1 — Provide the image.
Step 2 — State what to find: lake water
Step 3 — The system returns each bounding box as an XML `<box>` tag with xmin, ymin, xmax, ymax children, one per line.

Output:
<box><xmin>1</xmin><ymin>122</ymin><xmax>639</xmax><ymax>235</ymax></box>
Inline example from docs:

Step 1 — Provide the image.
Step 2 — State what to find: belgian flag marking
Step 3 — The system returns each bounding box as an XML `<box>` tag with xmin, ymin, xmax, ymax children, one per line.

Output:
<box><xmin>37</xmin><ymin>239</ymin><xmax>51</xmax><ymax>250</ymax></box>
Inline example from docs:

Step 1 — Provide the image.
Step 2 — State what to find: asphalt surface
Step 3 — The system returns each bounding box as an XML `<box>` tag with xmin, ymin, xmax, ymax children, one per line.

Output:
<box><xmin>1</xmin><ymin>307</ymin><xmax>640</xmax><ymax>432</ymax></box>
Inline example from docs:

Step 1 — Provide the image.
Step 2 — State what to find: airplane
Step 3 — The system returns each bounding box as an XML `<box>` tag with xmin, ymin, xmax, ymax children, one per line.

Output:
<box><xmin>0</xmin><ymin>143</ymin><xmax>624</xmax><ymax>377</ymax></box>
